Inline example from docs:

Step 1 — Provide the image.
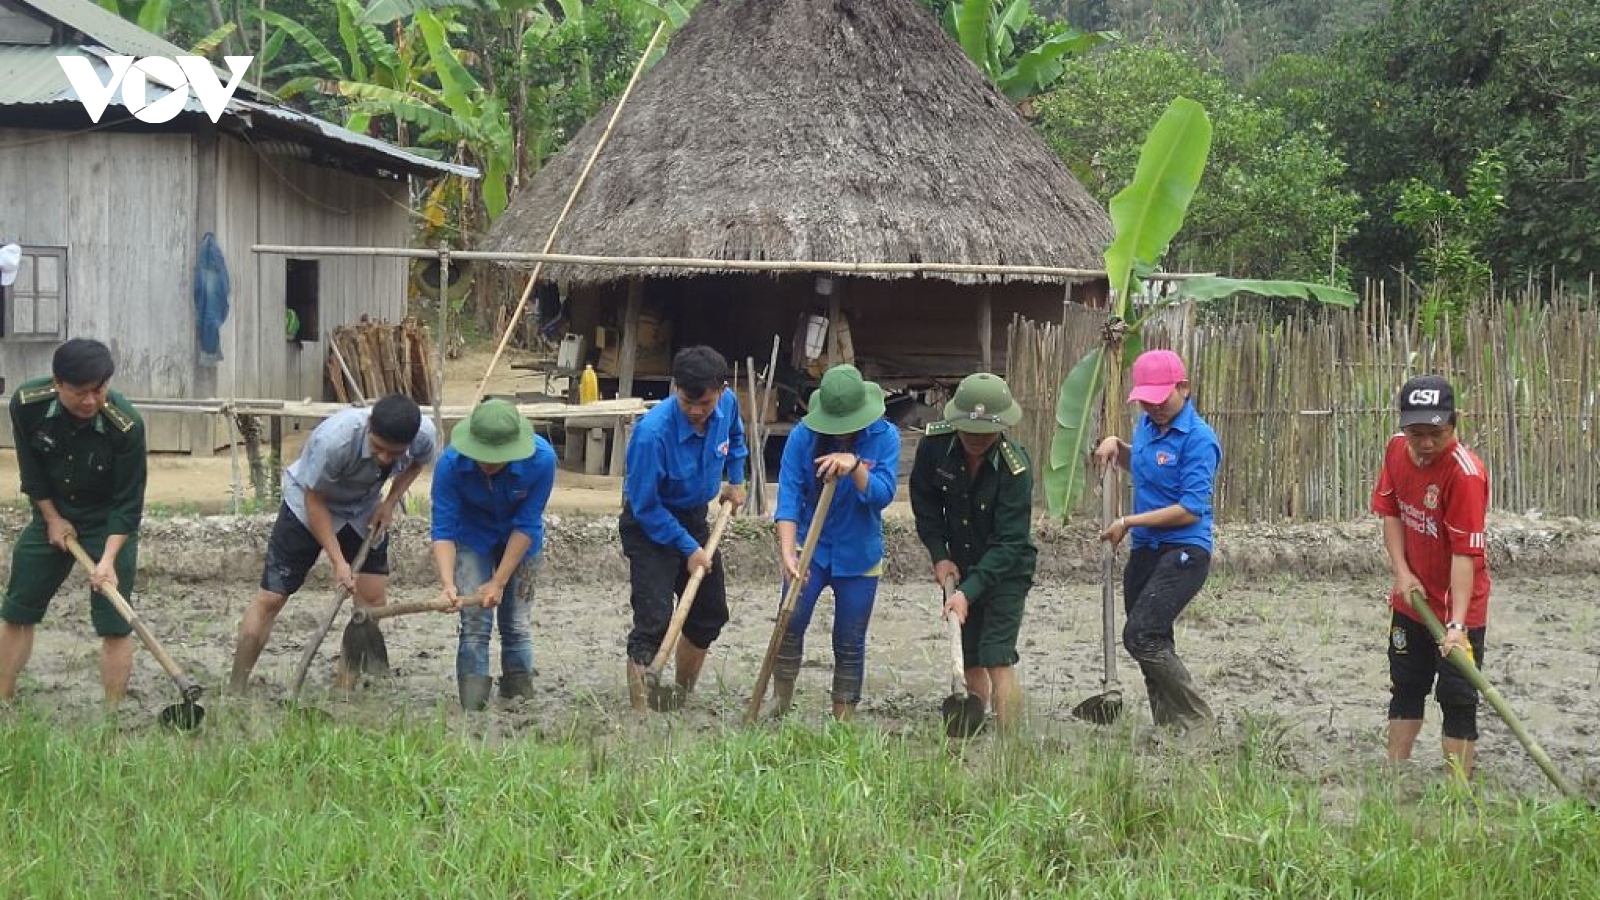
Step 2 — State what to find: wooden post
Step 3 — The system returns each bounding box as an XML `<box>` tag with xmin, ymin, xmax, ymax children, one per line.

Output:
<box><xmin>269</xmin><ymin>416</ymin><xmax>284</xmax><ymax>497</ymax></box>
<box><xmin>827</xmin><ymin>290</ymin><xmax>842</xmax><ymax>367</ymax></box>
<box><xmin>979</xmin><ymin>285</ymin><xmax>994</xmax><ymax>373</ymax></box>
<box><xmin>618</xmin><ymin>279</ymin><xmax>643</xmax><ymax>399</ymax></box>
<box><xmin>435</xmin><ymin>243</ymin><xmax>449</xmax><ymax>433</ymax></box>
<box><xmin>609</xmin><ymin>416</ymin><xmax>632</xmax><ymax>478</ymax></box>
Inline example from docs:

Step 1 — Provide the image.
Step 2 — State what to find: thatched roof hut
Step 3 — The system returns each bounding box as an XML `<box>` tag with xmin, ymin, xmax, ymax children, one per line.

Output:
<box><xmin>483</xmin><ymin>0</ymin><xmax>1111</xmax><ymax>427</ymax></box>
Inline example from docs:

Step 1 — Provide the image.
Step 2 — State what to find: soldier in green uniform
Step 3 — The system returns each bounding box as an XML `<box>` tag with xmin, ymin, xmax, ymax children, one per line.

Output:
<box><xmin>909</xmin><ymin>372</ymin><xmax>1038</xmax><ymax>735</ymax></box>
<box><xmin>1</xmin><ymin>339</ymin><xmax>147</xmax><ymax>705</ymax></box>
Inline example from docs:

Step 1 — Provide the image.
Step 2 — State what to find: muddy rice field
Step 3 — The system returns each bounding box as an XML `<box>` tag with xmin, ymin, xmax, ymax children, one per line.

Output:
<box><xmin>4</xmin><ymin>508</ymin><xmax>1599</xmax><ymax>800</ymax></box>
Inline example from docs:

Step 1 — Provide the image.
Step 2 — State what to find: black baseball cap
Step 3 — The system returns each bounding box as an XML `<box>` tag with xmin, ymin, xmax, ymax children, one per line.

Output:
<box><xmin>1398</xmin><ymin>375</ymin><xmax>1455</xmax><ymax>427</ymax></box>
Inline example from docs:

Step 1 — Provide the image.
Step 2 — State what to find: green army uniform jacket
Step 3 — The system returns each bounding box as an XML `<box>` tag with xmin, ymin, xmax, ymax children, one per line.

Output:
<box><xmin>10</xmin><ymin>376</ymin><xmax>147</xmax><ymax>535</ymax></box>
<box><xmin>908</xmin><ymin>426</ymin><xmax>1038</xmax><ymax>603</ymax></box>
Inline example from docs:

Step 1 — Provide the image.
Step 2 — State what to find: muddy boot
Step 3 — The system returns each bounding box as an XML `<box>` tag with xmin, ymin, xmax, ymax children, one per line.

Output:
<box><xmin>830</xmin><ymin>700</ymin><xmax>856</xmax><ymax>722</ymax></box>
<box><xmin>1140</xmin><ymin>651</ymin><xmax>1214</xmax><ymax>731</ymax></box>
<box><xmin>457</xmin><ymin>674</ymin><xmax>493</xmax><ymax>712</ymax></box>
<box><xmin>626</xmin><ymin>661</ymin><xmax>649</xmax><ymax>714</ymax></box>
<box><xmin>674</xmin><ymin>640</ymin><xmax>709</xmax><ymax>695</ymax></box>
<box><xmin>498</xmin><ymin>671</ymin><xmax>536</xmax><ymax>701</ymax></box>
<box><xmin>769</xmin><ymin>676</ymin><xmax>797</xmax><ymax>719</ymax></box>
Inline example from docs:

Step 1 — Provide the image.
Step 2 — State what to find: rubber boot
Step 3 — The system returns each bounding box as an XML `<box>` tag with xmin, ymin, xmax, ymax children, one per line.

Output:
<box><xmin>1139</xmin><ymin>651</ymin><xmax>1214</xmax><ymax>730</ymax></box>
<box><xmin>769</xmin><ymin>676</ymin><xmax>796</xmax><ymax>719</ymax></box>
<box><xmin>626</xmin><ymin>661</ymin><xmax>649</xmax><ymax>713</ymax></box>
<box><xmin>458</xmin><ymin>674</ymin><xmax>493</xmax><ymax>712</ymax></box>
<box><xmin>499</xmin><ymin>671</ymin><xmax>536</xmax><ymax>701</ymax></box>
<box><xmin>674</xmin><ymin>640</ymin><xmax>709</xmax><ymax>694</ymax></box>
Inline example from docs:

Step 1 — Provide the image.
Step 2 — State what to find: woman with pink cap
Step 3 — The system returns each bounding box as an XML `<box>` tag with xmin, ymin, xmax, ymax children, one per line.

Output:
<box><xmin>1092</xmin><ymin>349</ymin><xmax>1221</xmax><ymax>731</ymax></box>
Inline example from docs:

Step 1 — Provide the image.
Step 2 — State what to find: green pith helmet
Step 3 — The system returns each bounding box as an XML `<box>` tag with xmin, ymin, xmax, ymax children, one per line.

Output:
<box><xmin>941</xmin><ymin>372</ymin><xmax>1023</xmax><ymax>434</ymax></box>
<box><xmin>802</xmin><ymin>364</ymin><xmax>886</xmax><ymax>435</ymax></box>
<box><xmin>450</xmin><ymin>399</ymin><xmax>535</xmax><ymax>464</ymax></box>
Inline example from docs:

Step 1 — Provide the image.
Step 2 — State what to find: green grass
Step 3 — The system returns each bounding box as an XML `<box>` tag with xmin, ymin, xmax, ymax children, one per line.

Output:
<box><xmin>0</xmin><ymin>712</ymin><xmax>1594</xmax><ymax>898</ymax></box>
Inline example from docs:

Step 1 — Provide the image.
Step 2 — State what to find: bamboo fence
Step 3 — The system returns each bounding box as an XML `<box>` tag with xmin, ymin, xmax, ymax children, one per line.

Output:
<box><xmin>1007</xmin><ymin>282</ymin><xmax>1600</xmax><ymax>522</ymax></box>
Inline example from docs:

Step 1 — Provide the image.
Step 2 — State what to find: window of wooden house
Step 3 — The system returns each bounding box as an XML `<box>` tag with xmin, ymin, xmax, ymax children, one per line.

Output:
<box><xmin>285</xmin><ymin>258</ymin><xmax>319</xmax><ymax>342</ymax></box>
<box><xmin>1</xmin><ymin>246</ymin><xmax>68</xmax><ymax>342</ymax></box>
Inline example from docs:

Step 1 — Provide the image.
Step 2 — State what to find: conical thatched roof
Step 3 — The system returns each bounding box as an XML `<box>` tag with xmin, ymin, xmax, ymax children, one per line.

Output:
<box><xmin>482</xmin><ymin>0</ymin><xmax>1112</xmax><ymax>286</ymax></box>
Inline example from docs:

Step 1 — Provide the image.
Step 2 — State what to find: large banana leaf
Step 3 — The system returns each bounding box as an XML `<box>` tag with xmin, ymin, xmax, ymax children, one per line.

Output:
<box><xmin>1102</xmin><ymin>97</ymin><xmax>1211</xmax><ymax>317</ymax></box>
<box><xmin>416</xmin><ymin>11</ymin><xmax>480</xmax><ymax>117</ymax></box>
<box><xmin>338</xmin><ymin>81</ymin><xmax>462</xmax><ymax>135</ymax></box>
<box><xmin>948</xmin><ymin>0</ymin><xmax>994</xmax><ymax>77</ymax></box>
<box><xmin>1044</xmin><ymin>347</ymin><xmax>1104</xmax><ymax>516</ymax></box>
<box><xmin>1168</xmin><ymin>277</ymin><xmax>1358</xmax><ymax>308</ymax></box>
<box><xmin>360</xmin><ymin>0</ymin><xmax>492</xmax><ymax>25</ymax></box>
<box><xmin>254</xmin><ymin>9</ymin><xmax>347</xmax><ymax>81</ymax></box>
<box><xmin>997</xmin><ymin>28</ymin><xmax>1114</xmax><ymax>103</ymax></box>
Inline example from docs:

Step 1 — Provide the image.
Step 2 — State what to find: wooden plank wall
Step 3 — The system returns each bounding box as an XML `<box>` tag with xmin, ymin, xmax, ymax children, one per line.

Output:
<box><xmin>0</xmin><ymin>129</ymin><xmax>198</xmax><ymax>451</ymax></box>
<box><xmin>0</xmin><ymin>130</ymin><xmax>411</xmax><ymax>453</ymax></box>
<box><xmin>213</xmin><ymin>138</ymin><xmax>410</xmax><ymax>407</ymax></box>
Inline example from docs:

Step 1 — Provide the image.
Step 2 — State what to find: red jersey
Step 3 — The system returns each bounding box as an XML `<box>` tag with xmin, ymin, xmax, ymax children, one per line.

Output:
<box><xmin>1371</xmin><ymin>434</ymin><xmax>1490</xmax><ymax>627</ymax></box>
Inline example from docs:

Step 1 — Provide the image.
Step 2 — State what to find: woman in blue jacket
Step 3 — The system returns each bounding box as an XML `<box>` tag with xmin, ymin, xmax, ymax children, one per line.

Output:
<box><xmin>430</xmin><ymin>399</ymin><xmax>556</xmax><ymax>711</ymax></box>
<box><xmin>771</xmin><ymin>364</ymin><xmax>900</xmax><ymax>720</ymax></box>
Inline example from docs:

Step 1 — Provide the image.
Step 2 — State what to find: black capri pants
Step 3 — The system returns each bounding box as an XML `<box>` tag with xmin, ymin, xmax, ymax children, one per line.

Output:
<box><xmin>619</xmin><ymin>503</ymin><xmax>728</xmax><ymax>665</ymax></box>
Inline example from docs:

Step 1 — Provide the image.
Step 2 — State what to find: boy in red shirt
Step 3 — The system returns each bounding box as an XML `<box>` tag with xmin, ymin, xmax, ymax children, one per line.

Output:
<box><xmin>1370</xmin><ymin>375</ymin><xmax>1490</xmax><ymax>778</ymax></box>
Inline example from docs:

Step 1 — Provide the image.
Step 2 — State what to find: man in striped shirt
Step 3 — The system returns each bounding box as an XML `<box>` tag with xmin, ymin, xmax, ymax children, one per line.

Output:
<box><xmin>1371</xmin><ymin>374</ymin><xmax>1491</xmax><ymax>779</ymax></box>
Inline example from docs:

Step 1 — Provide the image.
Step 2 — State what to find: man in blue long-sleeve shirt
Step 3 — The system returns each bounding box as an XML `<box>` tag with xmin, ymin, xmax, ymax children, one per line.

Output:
<box><xmin>621</xmin><ymin>346</ymin><xmax>747</xmax><ymax>712</ymax></box>
<box><xmin>430</xmin><ymin>400</ymin><xmax>556</xmax><ymax>711</ymax></box>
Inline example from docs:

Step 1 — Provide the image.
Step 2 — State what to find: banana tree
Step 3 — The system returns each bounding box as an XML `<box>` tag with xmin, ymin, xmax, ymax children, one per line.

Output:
<box><xmin>943</xmin><ymin>0</ymin><xmax>1115</xmax><ymax>104</ymax></box>
<box><xmin>1044</xmin><ymin>97</ymin><xmax>1359</xmax><ymax>517</ymax></box>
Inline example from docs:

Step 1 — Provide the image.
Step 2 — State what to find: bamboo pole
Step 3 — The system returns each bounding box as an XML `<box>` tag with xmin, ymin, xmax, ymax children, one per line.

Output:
<box><xmin>473</xmin><ymin>21</ymin><xmax>670</xmax><ymax>402</ymax></box>
<box><xmin>249</xmin><ymin>243</ymin><xmax>1189</xmax><ymax>282</ymax></box>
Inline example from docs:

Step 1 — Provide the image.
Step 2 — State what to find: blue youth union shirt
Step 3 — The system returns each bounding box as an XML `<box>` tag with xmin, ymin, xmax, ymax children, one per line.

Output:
<box><xmin>774</xmin><ymin>418</ymin><xmax>900</xmax><ymax>576</ymax></box>
<box><xmin>1129</xmin><ymin>400</ymin><xmax>1221</xmax><ymax>553</ymax></box>
<box><xmin>430</xmin><ymin>438</ymin><xmax>557</xmax><ymax>560</ymax></box>
<box><xmin>623</xmin><ymin>388</ymin><xmax>748</xmax><ymax>557</ymax></box>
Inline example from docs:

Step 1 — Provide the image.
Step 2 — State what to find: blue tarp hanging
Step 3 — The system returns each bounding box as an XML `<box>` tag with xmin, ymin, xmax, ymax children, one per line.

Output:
<box><xmin>194</xmin><ymin>232</ymin><xmax>230</xmax><ymax>366</ymax></box>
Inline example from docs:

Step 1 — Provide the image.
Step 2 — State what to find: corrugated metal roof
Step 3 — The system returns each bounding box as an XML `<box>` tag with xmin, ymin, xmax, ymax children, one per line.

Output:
<box><xmin>233</xmin><ymin>98</ymin><xmax>479</xmax><ymax>178</ymax></box>
<box><xmin>0</xmin><ymin>45</ymin><xmax>80</xmax><ymax>104</ymax></box>
<box><xmin>13</xmin><ymin>0</ymin><xmax>187</xmax><ymax>60</ymax></box>
<box><xmin>0</xmin><ymin>0</ymin><xmax>477</xmax><ymax>179</ymax></box>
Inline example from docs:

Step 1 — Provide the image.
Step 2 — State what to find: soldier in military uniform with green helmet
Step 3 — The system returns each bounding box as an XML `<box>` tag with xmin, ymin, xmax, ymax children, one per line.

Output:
<box><xmin>1</xmin><ymin>339</ymin><xmax>147</xmax><ymax>705</ymax></box>
<box><xmin>910</xmin><ymin>372</ymin><xmax>1038</xmax><ymax>735</ymax></box>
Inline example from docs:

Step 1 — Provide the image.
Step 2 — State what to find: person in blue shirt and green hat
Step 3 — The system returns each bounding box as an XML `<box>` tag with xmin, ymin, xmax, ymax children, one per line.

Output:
<box><xmin>430</xmin><ymin>399</ymin><xmax>557</xmax><ymax>711</ymax></box>
<box><xmin>1093</xmin><ymin>348</ymin><xmax>1221</xmax><ymax>731</ymax></box>
<box><xmin>768</xmin><ymin>364</ymin><xmax>900</xmax><ymax>721</ymax></box>
<box><xmin>910</xmin><ymin>372</ymin><xmax>1038</xmax><ymax>736</ymax></box>
<box><xmin>620</xmin><ymin>346</ymin><xmax>748</xmax><ymax>713</ymax></box>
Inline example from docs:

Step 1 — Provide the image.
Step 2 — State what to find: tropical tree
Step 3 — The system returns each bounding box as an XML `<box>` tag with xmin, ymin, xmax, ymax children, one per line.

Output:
<box><xmin>1045</xmin><ymin>98</ymin><xmax>1357</xmax><ymax>516</ymax></box>
<box><xmin>935</xmin><ymin>0</ymin><xmax>1115</xmax><ymax>107</ymax></box>
<box><xmin>1255</xmin><ymin>0</ymin><xmax>1600</xmax><ymax>286</ymax></box>
<box><xmin>1035</xmin><ymin>44</ymin><xmax>1362</xmax><ymax>283</ymax></box>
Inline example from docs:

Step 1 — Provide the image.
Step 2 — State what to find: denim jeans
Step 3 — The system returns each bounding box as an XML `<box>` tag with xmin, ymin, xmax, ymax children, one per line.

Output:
<box><xmin>455</xmin><ymin>547</ymin><xmax>538</xmax><ymax>678</ymax></box>
<box><xmin>775</xmin><ymin>560</ymin><xmax>880</xmax><ymax>704</ymax></box>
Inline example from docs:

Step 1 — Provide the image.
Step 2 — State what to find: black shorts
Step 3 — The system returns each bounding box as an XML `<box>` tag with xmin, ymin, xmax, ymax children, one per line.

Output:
<box><xmin>619</xmin><ymin>503</ymin><xmax>727</xmax><ymax>665</ymax></box>
<box><xmin>1388</xmin><ymin>611</ymin><xmax>1486</xmax><ymax>733</ymax></box>
<box><xmin>259</xmin><ymin>503</ymin><xmax>390</xmax><ymax>597</ymax></box>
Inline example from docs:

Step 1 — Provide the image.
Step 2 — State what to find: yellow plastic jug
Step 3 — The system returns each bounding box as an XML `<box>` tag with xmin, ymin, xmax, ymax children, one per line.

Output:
<box><xmin>578</xmin><ymin>364</ymin><xmax>600</xmax><ymax>404</ymax></box>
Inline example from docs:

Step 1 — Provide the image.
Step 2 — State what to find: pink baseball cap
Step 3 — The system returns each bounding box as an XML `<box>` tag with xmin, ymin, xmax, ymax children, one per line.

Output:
<box><xmin>1127</xmin><ymin>349</ymin><xmax>1187</xmax><ymax>404</ymax></box>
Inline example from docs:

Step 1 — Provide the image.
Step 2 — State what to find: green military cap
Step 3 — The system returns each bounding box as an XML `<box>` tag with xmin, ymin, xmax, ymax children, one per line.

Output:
<box><xmin>451</xmin><ymin>399</ymin><xmax>535</xmax><ymax>464</ymax></box>
<box><xmin>803</xmin><ymin>364</ymin><xmax>886</xmax><ymax>436</ymax></box>
<box><xmin>941</xmin><ymin>373</ymin><xmax>1023</xmax><ymax>434</ymax></box>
